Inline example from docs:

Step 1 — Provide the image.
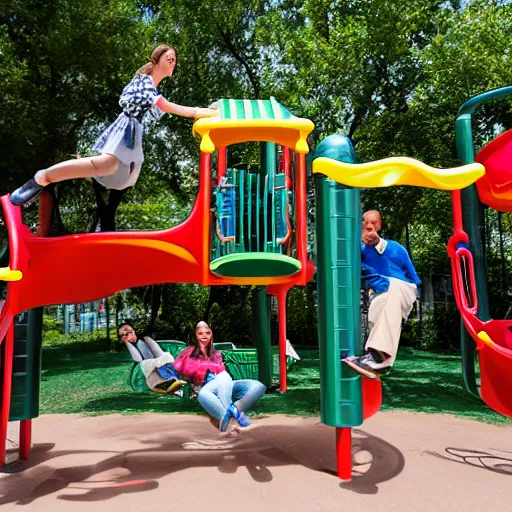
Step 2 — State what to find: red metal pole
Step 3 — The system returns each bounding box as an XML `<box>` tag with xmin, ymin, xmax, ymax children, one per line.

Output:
<box><xmin>283</xmin><ymin>147</ymin><xmax>291</xmax><ymax>187</ymax></box>
<box><xmin>19</xmin><ymin>419</ymin><xmax>31</xmax><ymax>460</ymax></box>
<box><xmin>452</xmin><ymin>190</ymin><xmax>464</xmax><ymax>234</ymax></box>
<box><xmin>336</xmin><ymin>427</ymin><xmax>352</xmax><ymax>480</ymax></box>
<box><xmin>278</xmin><ymin>289</ymin><xmax>288</xmax><ymax>392</ymax></box>
<box><xmin>217</xmin><ymin>147</ymin><xmax>227</xmax><ymax>182</ymax></box>
<box><xmin>13</xmin><ymin>189</ymin><xmax>50</xmax><ymax>463</ymax></box>
<box><xmin>0</xmin><ymin>321</ymin><xmax>15</xmax><ymax>466</ymax></box>
<box><xmin>296</xmin><ymin>154</ymin><xmax>307</xmax><ymax>283</ymax></box>
<box><xmin>200</xmin><ymin>151</ymin><xmax>212</xmax><ymax>285</ymax></box>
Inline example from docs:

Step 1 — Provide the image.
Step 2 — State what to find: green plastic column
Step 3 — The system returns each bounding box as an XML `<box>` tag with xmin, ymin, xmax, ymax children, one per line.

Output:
<box><xmin>251</xmin><ymin>286</ymin><xmax>273</xmax><ymax>387</ymax></box>
<box><xmin>261</xmin><ymin>142</ymin><xmax>277</xmax><ymax>192</ymax></box>
<box><xmin>238</xmin><ymin>170</ymin><xmax>245</xmax><ymax>250</ymax></box>
<box><xmin>314</xmin><ymin>135</ymin><xmax>362</xmax><ymax>427</ymax></box>
<box><xmin>261</xmin><ymin>142</ymin><xmax>278</xmax><ymax>252</ymax></box>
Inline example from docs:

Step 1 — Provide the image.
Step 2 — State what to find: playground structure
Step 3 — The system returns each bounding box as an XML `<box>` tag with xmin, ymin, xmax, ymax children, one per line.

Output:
<box><xmin>0</xmin><ymin>90</ymin><xmax>512</xmax><ymax>480</ymax></box>
<box><xmin>58</xmin><ymin>301</ymin><xmax>113</xmax><ymax>334</ymax></box>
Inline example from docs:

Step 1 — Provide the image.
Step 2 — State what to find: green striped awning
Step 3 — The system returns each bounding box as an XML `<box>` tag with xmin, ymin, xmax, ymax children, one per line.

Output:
<box><xmin>218</xmin><ymin>97</ymin><xmax>293</xmax><ymax>121</ymax></box>
<box><xmin>193</xmin><ymin>97</ymin><xmax>314</xmax><ymax>154</ymax></box>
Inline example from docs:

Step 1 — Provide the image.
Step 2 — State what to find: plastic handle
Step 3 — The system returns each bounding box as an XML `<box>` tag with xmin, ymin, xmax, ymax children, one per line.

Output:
<box><xmin>277</xmin><ymin>201</ymin><xmax>292</xmax><ymax>246</ymax></box>
<box><xmin>215</xmin><ymin>216</ymin><xmax>235</xmax><ymax>243</ymax></box>
<box><xmin>454</xmin><ymin>247</ymin><xmax>478</xmax><ymax>315</ymax></box>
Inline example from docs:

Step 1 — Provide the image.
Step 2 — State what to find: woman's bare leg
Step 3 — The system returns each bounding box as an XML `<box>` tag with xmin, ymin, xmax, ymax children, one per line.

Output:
<box><xmin>11</xmin><ymin>153</ymin><xmax>121</xmax><ymax>206</ymax></box>
<box><xmin>36</xmin><ymin>154</ymin><xmax>120</xmax><ymax>185</ymax></box>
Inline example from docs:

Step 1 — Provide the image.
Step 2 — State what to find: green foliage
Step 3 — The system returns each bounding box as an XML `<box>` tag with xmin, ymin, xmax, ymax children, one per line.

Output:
<box><xmin>41</xmin><ymin>326</ymin><xmax>111</xmax><ymax>351</ymax></box>
<box><xmin>42</xmin><ymin>313</ymin><xmax>62</xmax><ymax>333</ymax></box>
<box><xmin>402</xmin><ymin>304</ymin><xmax>461</xmax><ymax>353</ymax></box>
<box><xmin>154</xmin><ymin>283</ymin><xmax>209</xmax><ymax>342</ymax></box>
<box><xmin>0</xmin><ymin>0</ymin><xmax>149</xmax><ymax>194</ymax></box>
<box><xmin>209</xmin><ymin>286</ymin><xmax>254</xmax><ymax>346</ymax></box>
<box><xmin>285</xmin><ymin>283</ymin><xmax>318</xmax><ymax>346</ymax></box>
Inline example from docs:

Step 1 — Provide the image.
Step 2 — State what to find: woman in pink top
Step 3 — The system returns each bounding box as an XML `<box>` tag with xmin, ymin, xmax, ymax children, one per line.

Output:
<box><xmin>174</xmin><ymin>321</ymin><xmax>266</xmax><ymax>431</ymax></box>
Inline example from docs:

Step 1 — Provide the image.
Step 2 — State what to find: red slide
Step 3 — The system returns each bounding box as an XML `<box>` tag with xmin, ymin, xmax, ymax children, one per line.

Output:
<box><xmin>475</xmin><ymin>129</ymin><xmax>512</xmax><ymax>212</ymax></box>
<box><xmin>448</xmin><ymin>234</ymin><xmax>512</xmax><ymax>418</ymax></box>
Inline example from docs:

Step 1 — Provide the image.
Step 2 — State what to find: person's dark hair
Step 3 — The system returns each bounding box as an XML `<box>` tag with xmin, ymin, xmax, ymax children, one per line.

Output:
<box><xmin>136</xmin><ymin>44</ymin><xmax>177</xmax><ymax>75</ymax></box>
<box><xmin>118</xmin><ymin>322</ymin><xmax>137</xmax><ymax>337</ymax></box>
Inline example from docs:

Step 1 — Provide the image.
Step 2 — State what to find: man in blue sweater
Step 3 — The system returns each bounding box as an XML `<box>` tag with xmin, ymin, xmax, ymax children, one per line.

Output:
<box><xmin>344</xmin><ymin>210</ymin><xmax>421</xmax><ymax>378</ymax></box>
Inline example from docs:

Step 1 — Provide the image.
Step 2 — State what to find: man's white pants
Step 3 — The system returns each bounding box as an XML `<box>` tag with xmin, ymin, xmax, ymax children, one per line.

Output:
<box><xmin>365</xmin><ymin>277</ymin><xmax>417</xmax><ymax>364</ymax></box>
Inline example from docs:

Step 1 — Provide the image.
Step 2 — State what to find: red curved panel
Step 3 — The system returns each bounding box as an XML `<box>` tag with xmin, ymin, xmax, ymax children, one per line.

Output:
<box><xmin>0</xmin><ymin>194</ymin><xmax>205</xmax><ymax>316</ymax></box>
<box><xmin>475</xmin><ymin>129</ymin><xmax>512</xmax><ymax>211</ymax></box>
<box><xmin>479</xmin><ymin>342</ymin><xmax>512</xmax><ymax>418</ymax></box>
<box><xmin>475</xmin><ymin>174</ymin><xmax>512</xmax><ymax>212</ymax></box>
<box><xmin>448</xmin><ymin>233</ymin><xmax>512</xmax><ymax>418</ymax></box>
<box><xmin>362</xmin><ymin>377</ymin><xmax>382</xmax><ymax>420</ymax></box>
<box><xmin>476</xmin><ymin>129</ymin><xmax>512</xmax><ymax>195</ymax></box>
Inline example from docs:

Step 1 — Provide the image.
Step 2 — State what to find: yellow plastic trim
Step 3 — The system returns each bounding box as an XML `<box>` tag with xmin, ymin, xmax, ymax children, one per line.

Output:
<box><xmin>212</xmin><ymin>275</ymin><xmax>295</xmax><ymax>286</ymax></box>
<box><xmin>312</xmin><ymin>157</ymin><xmax>485</xmax><ymax>191</ymax></box>
<box><xmin>94</xmin><ymin>240</ymin><xmax>199</xmax><ymax>265</ymax></box>
<box><xmin>193</xmin><ymin>118</ymin><xmax>314</xmax><ymax>154</ymax></box>
<box><xmin>0</xmin><ymin>266</ymin><xmax>23</xmax><ymax>282</ymax></box>
<box><xmin>477</xmin><ymin>331</ymin><xmax>495</xmax><ymax>348</ymax></box>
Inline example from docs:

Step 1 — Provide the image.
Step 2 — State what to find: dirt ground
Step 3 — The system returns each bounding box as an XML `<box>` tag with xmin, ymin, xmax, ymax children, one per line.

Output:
<box><xmin>1</xmin><ymin>411</ymin><xmax>512</xmax><ymax>512</ymax></box>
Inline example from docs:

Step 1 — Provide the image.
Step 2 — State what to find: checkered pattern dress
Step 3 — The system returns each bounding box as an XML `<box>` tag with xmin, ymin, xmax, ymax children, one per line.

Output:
<box><xmin>93</xmin><ymin>74</ymin><xmax>165</xmax><ymax>190</ymax></box>
<box><xmin>119</xmin><ymin>74</ymin><xmax>164</xmax><ymax>121</ymax></box>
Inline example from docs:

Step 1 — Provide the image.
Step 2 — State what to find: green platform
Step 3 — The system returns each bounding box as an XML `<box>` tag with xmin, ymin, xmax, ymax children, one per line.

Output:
<box><xmin>210</xmin><ymin>252</ymin><xmax>301</xmax><ymax>278</ymax></box>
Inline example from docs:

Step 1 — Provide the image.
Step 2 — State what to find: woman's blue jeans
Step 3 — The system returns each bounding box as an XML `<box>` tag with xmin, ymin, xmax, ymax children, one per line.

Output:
<box><xmin>197</xmin><ymin>370</ymin><xmax>266</xmax><ymax>420</ymax></box>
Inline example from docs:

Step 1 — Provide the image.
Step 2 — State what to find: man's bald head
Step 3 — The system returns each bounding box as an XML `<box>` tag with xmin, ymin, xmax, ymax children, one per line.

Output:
<box><xmin>362</xmin><ymin>210</ymin><xmax>382</xmax><ymax>246</ymax></box>
<box><xmin>363</xmin><ymin>210</ymin><xmax>382</xmax><ymax>232</ymax></box>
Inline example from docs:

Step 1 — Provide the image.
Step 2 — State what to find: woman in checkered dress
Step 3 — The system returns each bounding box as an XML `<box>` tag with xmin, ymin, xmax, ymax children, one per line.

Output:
<box><xmin>11</xmin><ymin>44</ymin><xmax>218</xmax><ymax>206</ymax></box>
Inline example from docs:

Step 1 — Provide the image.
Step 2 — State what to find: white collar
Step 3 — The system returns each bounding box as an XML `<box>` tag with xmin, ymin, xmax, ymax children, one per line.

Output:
<box><xmin>375</xmin><ymin>237</ymin><xmax>388</xmax><ymax>254</ymax></box>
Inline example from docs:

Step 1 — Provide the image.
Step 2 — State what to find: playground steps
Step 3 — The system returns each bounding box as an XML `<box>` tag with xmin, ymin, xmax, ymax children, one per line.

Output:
<box><xmin>0</xmin><ymin>311</ymin><xmax>42</xmax><ymax>421</ymax></box>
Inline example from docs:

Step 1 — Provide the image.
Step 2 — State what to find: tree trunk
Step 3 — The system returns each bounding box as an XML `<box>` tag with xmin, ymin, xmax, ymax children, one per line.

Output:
<box><xmin>148</xmin><ymin>285</ymin><xmax>162</xmax><ymax>336</ymax></box>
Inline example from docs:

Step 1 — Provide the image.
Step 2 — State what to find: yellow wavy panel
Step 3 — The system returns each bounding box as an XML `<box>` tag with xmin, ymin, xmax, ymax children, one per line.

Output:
<box><xmin>312</xmin><ymin>157</ymin><xmax>485</xmax><ymax>190</ymax></box>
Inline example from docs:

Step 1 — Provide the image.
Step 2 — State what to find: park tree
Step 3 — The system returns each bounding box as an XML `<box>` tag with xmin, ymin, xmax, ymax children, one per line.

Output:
<box><xmin>0</xmin><ymin>0</ymin><xmax>150</xmax><ymax>193</ymax></box>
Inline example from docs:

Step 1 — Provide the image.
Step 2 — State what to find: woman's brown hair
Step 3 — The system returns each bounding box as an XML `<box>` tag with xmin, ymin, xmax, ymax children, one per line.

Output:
<box><xmin>136</xmin><ymin>44</ymin><xmax>177</xmax><ymax>75</ymax></box>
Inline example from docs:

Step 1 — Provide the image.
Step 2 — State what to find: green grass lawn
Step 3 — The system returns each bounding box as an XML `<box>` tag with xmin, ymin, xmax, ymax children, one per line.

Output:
<box><xmin>39</xmin><ymin>344</ymin><xmax>512</xmax><ymax>425</ymax></box>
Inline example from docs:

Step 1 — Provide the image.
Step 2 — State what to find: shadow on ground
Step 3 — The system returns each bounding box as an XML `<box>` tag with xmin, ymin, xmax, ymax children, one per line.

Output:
<box><xmin>427</xmin><ymin>447</ymin><xmax>512</xmax><ymax>476</ymax></box>
<box><xmin>0</xmin><ymin>422</ymin><xmax>404</xmax><ymax>505</ymax></box>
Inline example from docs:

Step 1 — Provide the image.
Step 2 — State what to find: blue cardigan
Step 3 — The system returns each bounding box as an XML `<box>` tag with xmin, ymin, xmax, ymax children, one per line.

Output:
<box><xmin>361</xmin><ymin>240</ymin><xmax>421</xmax><ymax>294</ymax></box>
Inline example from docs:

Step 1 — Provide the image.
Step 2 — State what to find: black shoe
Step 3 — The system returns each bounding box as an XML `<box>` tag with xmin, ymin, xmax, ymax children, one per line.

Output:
<box><xmin>10</xmin><ymin>179</ymin><xmax>44</xmax><ymax>206</ymax></box>
<box><xmin>343</xmin><ymin>353</ymin><xmax>391</xmax><ymax>379</ymax></box>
